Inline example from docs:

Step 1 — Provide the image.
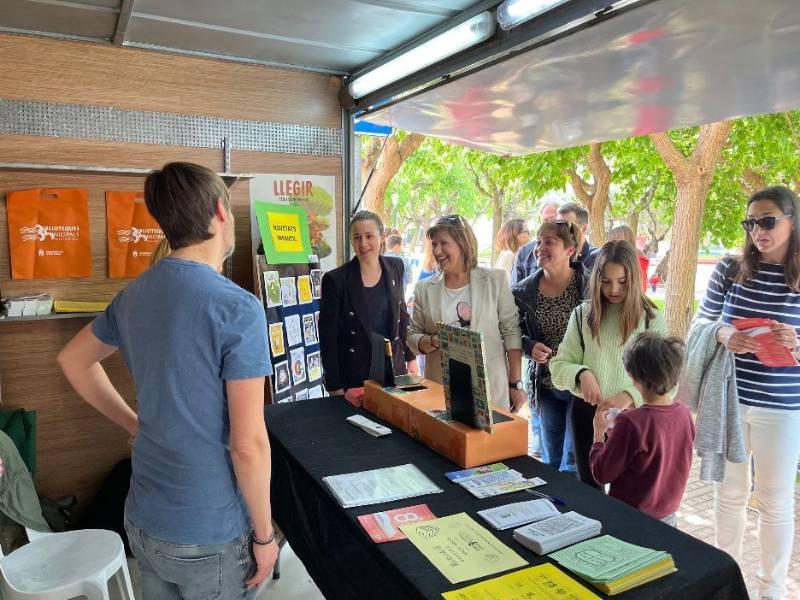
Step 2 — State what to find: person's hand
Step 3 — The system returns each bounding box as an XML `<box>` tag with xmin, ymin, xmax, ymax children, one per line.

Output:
<box><xmin>418</xmin><ymin>334</ymin><xmax>441</xmax><ymax>354</ymax></box>
<box><xmin>406</xmin><ymin>359</ymin><xmax>419</xmax><ymax>375</ymax></box>
<box><xmin>247</xmin><ymin>539</ymin><xmax>279</xmax><ymax>589</ymax></box>
<box><xmin>716</xmin><ymin>325</ymin><xmax>762</xmax><ymax>354</ymax></box>
<box><xmin>600</xmin><ymin>392</ymin><xmax>633</xmax><ymax>411</ymax></box>
<box><xmin>329</xmin><ymin>389</ymin><xmax>345</xmax><ymax>396</ymax></box>
<box><xmin>509</xmin><ymin>388</ymin><xmax>527</xmax><ymax>413</ymax></box>
<box><xmin>579</xmin><ymin>370</ymin><xmax>602</xmax><ymax>405</ymax></box>
<box><xmin>531</xmin><ymin>342</ymin><xmax>552</xmax><ymax>364</ymax></box>
<box><xmin>593</xmin><ymin>407</ymin><xmax>609</xmax><ymax>443</ymax></box>
<box><xmin>770</xmin><ymin>321</ymin><xmax>798</xmax><ymax>350</ymax></box>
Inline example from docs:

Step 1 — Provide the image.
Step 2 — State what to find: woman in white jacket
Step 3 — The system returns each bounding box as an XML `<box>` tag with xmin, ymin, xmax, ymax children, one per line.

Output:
<box><xmin>408</xmin><ymin>215</ymin><xmax>525</xmax><ymax>412</ymax></box>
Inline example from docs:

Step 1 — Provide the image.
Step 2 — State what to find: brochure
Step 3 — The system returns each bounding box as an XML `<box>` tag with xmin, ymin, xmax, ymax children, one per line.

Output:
<box><xmin>478</xmin><ymin>498</ymin><xmax>561</xmax><ymax>531</ymax></box>
<box><xmin>733</xmin><ymin>317</ymin><xmax>798</xmax><ymax>367</ymax></box>
<box><xmin>513</xmin><ymin>511</ymin><xmax>602</xmax><ymax>555</ymax></box>
<box><xmin>457</xmin><ymin>469</ymin><xmax>546</xmax><ymax>499</ymax></box>
<box><xmin>400</xmin><ymin>513</ymin><xmax>527</xmax><ymax>584</ymax></box>
<box><xmin>357</xmin><ymin>504</ymin><xmax>436</xmax><ymax>543</ymax></box>
<box><xmin>322</xmin><ymin>464</ymin><xmax>442</xmax><ymax>509</ymax></box>
<box><xmin>442</xmin><ymin>563</ymin><xmax>601</xmax><ymax>600</ymax></box>
<box><xmin>445</xmin><ymin>463</ymin><xmax>509</xmax><ymax>483</ymax></box>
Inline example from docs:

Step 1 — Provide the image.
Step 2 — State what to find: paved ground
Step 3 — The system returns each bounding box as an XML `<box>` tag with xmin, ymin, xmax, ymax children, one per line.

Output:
<box><xmin>677</xmin><ymin>458</ymin><xmax>800</xmax><ymax>600</ymax></box>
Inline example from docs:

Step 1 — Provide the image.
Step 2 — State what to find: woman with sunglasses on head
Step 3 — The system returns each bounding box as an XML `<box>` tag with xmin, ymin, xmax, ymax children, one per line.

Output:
<box><xmin>693</xmin><ymin>186</ymin><xmax>800</xmax><ymax>600</ymax></box>
<box><xmin>319</xmin><ymin>210</ymin><xmax>416</xmax><ymax>397</ymax></box>
<box><xmin>408</xmin><ymin>215</ymin><xmax>525</xmax><ymax>412</ymax></box>
<box><xmin>512</xmin><ymin>220</ymin><xmax>589</xmax><ymax>473</ymax></box>
<box><xmin>549</xmin><ymin>241</ymin><xmax>665</xmax><ymax>489</ymax></box>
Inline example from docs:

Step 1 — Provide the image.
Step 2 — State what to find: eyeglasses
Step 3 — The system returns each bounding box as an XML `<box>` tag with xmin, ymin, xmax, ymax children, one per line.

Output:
<box><xmin>740</xmin><ymin>214</ymin><xmax>793</xmax><ymax>232</ymax></box>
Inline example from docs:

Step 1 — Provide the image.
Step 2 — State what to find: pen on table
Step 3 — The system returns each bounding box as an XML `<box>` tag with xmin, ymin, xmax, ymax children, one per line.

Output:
<box><xmin>525</xmin><ymin>488</ymin><xmax>566</xmax><ymax>505</ymax></box>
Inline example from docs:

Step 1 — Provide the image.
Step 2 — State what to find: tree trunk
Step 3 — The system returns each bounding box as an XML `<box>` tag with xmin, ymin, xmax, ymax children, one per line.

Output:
<box><xmin>566</xmin><ymin>143</ymin><xmax>611</xmax><ymax>248</ymax></box>
<box><xmin>650</xmin><ymin>121</ymin><xmax>732</xmax><ymax>337</ymax></box>
<box><xmin>655</xmin><ymin>249</ymin><xmax>670</xmax><ymax>280</ymax></box>
<box><xmin>626</xmin><ymin>212</ymin><xmax>639</xmax><ymax>238</ymax></box>
<box><xmin>491</xmin><ymin>192</ymin><xmax>504</xmax><ymax>264</ymax></box>
<box><xmin>360</xmin><ymin>133</ymin><xmax>425</xmax><ymax>222</ymax></box>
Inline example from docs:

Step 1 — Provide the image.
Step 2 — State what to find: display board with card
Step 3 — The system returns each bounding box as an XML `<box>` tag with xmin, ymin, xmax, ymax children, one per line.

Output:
<box><xmin>255</xmin><ymin>254</ymin><xmax>325</xmax><ymax>403</ymax></box>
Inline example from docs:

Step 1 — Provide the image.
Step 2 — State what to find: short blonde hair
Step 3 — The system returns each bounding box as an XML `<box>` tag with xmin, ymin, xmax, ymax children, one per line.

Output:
<box><xmin>150</xmin><ymin>238</ymin><xmax>172</xmax><ymax>265</ymax></box>
<box><xmin>426</xmin><ymin>215</ymin><xmax>478</xmax><ymax>272</ymax></box>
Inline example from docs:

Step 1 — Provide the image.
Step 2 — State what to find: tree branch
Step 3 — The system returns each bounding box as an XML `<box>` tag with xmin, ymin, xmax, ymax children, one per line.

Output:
<box><xmin>565</xmin><ymin>167</ymin><xmax>593</xmax><ymax>207</ymax></box>
<box><xmin>649</xmin><ymin>131</ymin><xmax>689</xmax><ymax>173</ymax></box>
<box><xmin>466</xmin><ymin>159</ymin><xmax>492</xmax><ymax>199</ymax></box>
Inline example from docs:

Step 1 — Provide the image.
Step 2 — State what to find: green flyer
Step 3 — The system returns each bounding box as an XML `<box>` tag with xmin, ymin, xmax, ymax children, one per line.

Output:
<box><xmin>254</xmin><ymin>201</ymin><xmax>313</xmax><ymax>265</ymax></box>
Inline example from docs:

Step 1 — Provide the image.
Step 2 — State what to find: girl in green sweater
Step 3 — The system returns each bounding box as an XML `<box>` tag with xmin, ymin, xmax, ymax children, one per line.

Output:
<box><xmin>550</xmin><ymin>241</ymin><xmax>665</xmax><ymax>489</ymax></box>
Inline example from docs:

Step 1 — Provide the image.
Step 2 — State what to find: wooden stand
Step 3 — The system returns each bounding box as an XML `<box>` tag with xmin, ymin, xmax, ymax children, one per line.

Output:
<box><xmin>363</xmin><ymin>379</ymin><xmax>528</xmax><ymax>468</ymax></box>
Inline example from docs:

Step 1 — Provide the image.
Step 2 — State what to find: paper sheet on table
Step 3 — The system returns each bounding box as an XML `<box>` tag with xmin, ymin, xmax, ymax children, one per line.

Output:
<box><xmin>399</xmin><ymin>513</ymin><xmax>527</xmax><ymax>584</ymax></box>
<box><xmin>441</xmin><ymin>563</ymin><xmax>601</xmax><ymax>599</ymax></box>
<box><xmin>322</xmin><ymin>464</ymin><xmax>441</xmax><ymax>508</ymax></box>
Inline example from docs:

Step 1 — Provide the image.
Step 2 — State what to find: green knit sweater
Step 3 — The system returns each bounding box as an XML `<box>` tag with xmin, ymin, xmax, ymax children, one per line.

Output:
<box><xmin>549</xmin><ymin>302</ymin><xmax>666</xmax><ymax>407</ymax></box>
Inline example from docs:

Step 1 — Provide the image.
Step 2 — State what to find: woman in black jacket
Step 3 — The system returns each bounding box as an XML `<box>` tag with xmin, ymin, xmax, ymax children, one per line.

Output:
<box><xmin>512</xmin><ymin>219</ymin><xmax>589</xmax><ymax>476</ymax></box>
<box><xmin>319</xmin><ymin>210</ymin><xmax>416</xmax><ymax>395</ymax></box>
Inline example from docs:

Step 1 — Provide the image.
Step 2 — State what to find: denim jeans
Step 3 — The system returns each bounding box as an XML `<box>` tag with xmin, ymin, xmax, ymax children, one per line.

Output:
<box><xmin>537</xmin><ymin>386</ymin><xmax>577</xmax><ymax>474</ymax></box>
<box><xmin>125</xmin><ymin>517</ymin><xmax>256</xmax><ymax>599</ymax></box>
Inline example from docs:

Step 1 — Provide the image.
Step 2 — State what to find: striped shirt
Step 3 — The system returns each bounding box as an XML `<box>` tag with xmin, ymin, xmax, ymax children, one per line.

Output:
<box><xmin>696</xmin><ymin>257</ymin><xmax>800</xmax><ymax>410</ymax></box>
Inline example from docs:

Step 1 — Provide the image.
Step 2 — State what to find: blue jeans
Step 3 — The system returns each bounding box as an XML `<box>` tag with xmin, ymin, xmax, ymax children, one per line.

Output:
<box><xmin>125</xmin><ymin>517</ymin><xmax>256</xmax><ymax>599</ymax></box>
<box><xmin>538</xmin><ymin>386</ymin><xmax>577</xmax><ymax>474</ymax></box>
<box><xmin>525</xmin><ymin>373</ymin><xmax>542</xmax><ymax>456</ymax></box>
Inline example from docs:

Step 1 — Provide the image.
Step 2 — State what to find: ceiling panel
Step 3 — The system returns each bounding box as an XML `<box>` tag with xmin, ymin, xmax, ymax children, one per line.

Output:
<box><xmin>363</xmin><ymin>0</ymin><xmax>800</xmax><ymax>155</ymax></box>
<box><xmin>125</xmin><ymin>15</ymin><xmax>378</xmax><ymax>72</ymax></box>
<box><xmin>126</xmin><ymin>0</ymin><xmax>479</xmax><ymax>72</ymax></box>
<box><xmin>0</xmin><ymin>0</ymin><xmax>118</xmax><ymax>40</ymax></box>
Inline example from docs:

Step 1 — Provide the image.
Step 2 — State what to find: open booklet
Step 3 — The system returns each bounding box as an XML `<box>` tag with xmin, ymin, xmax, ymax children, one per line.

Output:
<box><xmin>322</xmin><ymin>463</ymin><xmax>442</xmax><ymax>509</ymax></box>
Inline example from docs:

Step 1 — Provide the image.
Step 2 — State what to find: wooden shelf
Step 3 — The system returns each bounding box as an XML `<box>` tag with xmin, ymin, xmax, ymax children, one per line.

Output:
<box><xmin>0</xmin><ymin>162</ymin><xmax>254</xmax><ymax>182</ymax></box>
<box><xmin>0</xmin><ymin>312</ymin><xmax>102</xmax><ymax>323</ymax></box>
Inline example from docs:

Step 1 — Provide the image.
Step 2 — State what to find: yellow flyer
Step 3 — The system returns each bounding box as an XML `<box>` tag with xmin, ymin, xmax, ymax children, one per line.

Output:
<box><xmin>399</xmin><ymin>513</ymin><xmax>526</xmax><ymax>584</ymax></box>
<box><xmin>442</xmin><ymin>563</ymin><xmax>601</xmax><ymax>599</ymax></box>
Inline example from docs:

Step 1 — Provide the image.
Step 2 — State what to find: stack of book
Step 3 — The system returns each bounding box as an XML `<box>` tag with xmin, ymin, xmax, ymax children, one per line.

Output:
<box><xmin>550</xmin><ymin>535</ymin><xmax>676</xmax><ymax>595</ymax></box>
<box><xmin>512</xmin><ymin>511</ymin><xmax>601</xmax><ymax>554</ymax></box>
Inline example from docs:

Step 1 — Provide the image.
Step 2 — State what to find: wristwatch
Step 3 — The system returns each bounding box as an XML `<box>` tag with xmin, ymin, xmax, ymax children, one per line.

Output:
<box><xmin>508</xmin><ymin>380</ymin><xmax>524</xmax><ymax>391</ymax></box>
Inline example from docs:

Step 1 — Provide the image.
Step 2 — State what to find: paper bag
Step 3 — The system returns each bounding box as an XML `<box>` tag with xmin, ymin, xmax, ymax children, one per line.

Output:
<box><xmin>105</xmin><ymin>191</ymin><xmax>165</xmax><ymax>278</ymax></box>
<box><xmin>8</xmin><ymin>188</ymin><xmax>92</xmax><ymax>279</ymax></box>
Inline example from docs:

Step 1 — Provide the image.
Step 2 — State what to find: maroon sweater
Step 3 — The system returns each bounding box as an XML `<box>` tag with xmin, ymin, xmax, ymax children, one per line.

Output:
<box><xmin>590</xmin><ymin>403</ymin><xmax>695</xmax><ymax>520</ymax></box>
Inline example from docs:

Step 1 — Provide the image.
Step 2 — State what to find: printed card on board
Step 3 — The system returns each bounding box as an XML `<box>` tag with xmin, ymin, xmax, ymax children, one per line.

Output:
<box><xmin>297</xmin><ymin>275</ymin><xmax>313</xmax><ymax>305</ymax></box>
<box><xmin>280</xmin><ymin>277</ymin><xmax>297</xmax><ymax>306</ymax></box>
<box><xmin>310</xmin><ymin>269</ymin><xmax>323</xmax><ymax>299</ymax></box>
<box><xmin>307</xmin><ymin>350</ymin><xmax>322</xmax><ymax>382</ymax></box>
<box><xmin>290</xmin><ymin>347</ymin><xmax>307</xmax><ymax>385</ymax></box>
<box><xmin>269</xmin><ymin>323</ymin><xmax>285</xmax><ymax>357</ymax></box>
<box><xmin>264</xmin><ymin>271</ymin><xmax>282</xmax><ymax>307</ymax></box>
<box><xmin>303</xmin><ymin>314</ymin><xmax>318</xmax><ymax>345</ymax></box>
<box><xmin>274</xmin><ymin>360</ymin><xmax>291</xmax><ymax>394</ymax></box>
<box><xmin>285</xmin><ymin>314</ymin><xmax>303</xmax><ymax>347</ymax></box>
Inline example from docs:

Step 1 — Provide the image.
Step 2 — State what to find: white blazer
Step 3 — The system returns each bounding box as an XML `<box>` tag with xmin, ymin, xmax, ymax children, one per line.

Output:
<box><xmin>408</xmin><ymin>267</ymin><xmax>522</xmax><ymax>409</ymax></box>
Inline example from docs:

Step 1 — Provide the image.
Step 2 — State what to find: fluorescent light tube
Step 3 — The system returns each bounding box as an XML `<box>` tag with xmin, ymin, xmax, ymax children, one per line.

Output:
<box><xmin>348</xmin><ymin>12</ymin><xmax>495</xmax><ymax>100</ymax></box>
<box><xmin>497</xmin><ymin>0</ymin><xmax>571</xmax><ymax>30</ymax></box>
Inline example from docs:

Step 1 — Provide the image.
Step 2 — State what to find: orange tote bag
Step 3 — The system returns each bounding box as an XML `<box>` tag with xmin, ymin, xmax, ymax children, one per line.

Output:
<box><xmin>7</xmin><ymin>188</ymin><xmax>92</xmax><ymax>279</ymax></box>
<box><xmin>106</xmin><ymin>191</ymin><xmax>165</xmax><ymax>278</ymax></box>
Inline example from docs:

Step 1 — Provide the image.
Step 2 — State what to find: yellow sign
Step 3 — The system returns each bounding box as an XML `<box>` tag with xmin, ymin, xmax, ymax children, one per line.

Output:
<box><xmin>399</xmin><ymin>513</ymin><xmax>527</xmax><ymax>584</ymax></box>
<box><xmin>269</xmin><ymin>212</ymin><xmax>304</xmax><ymax>252</ymax></box>
<box><xmin>442</xmin><ymin>563</ymin><xmax>601</xmax><ymax>599</ymax></box>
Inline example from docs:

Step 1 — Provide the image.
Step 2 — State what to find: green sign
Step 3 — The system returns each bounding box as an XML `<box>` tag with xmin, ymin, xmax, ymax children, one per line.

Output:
<box><xmin>254</xmin><ymin>201</ymin><xmax>313</xmax><ymax>265</ymax></box>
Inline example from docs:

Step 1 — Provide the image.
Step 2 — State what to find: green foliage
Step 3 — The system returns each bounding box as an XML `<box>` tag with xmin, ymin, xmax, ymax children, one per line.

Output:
<box><xmin>378</xmin><ymin>108</ymin><xmax>800</xmax><ymax>255</ymax></box>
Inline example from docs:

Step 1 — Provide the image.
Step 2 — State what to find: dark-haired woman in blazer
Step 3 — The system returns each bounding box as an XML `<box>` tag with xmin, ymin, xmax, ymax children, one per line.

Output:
<box><xmin>319</xmin><ymin>210</ymin><xmax>416</xmax><ymax>394</ymax></box>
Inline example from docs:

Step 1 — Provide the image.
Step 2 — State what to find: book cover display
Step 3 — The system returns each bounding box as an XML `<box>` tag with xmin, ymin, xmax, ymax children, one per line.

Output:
<box><xmin>438</xmin><ymin>323</ymin><xmax>493</xmax><ymax>433</ymax></box>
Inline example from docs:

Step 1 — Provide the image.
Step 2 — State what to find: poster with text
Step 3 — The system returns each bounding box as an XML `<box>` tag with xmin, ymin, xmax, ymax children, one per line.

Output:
<box><xmin>250</xmin><ymin>175</ymin><xmax>338</xmax><ymax>272</ymax></box>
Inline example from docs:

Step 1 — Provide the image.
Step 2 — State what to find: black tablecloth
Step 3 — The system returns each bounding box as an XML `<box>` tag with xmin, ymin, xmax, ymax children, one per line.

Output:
<box><xmin>265</xmin><ymin>397</ymin><xmax>748</xmax><ymax>600</ymax></box>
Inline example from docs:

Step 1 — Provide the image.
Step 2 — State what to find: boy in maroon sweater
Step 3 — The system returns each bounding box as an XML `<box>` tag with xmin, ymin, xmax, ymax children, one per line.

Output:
<box><xmin>590</xmin><ymin>332</ymin><xmax>695</xmax><ymax>526</ymax></box>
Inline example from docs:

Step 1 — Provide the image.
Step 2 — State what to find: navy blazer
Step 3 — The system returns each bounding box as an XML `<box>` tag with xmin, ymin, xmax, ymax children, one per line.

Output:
<box><xmin>318</xmin><ymin>256</ymin><xmax>413</xmax><ymax>391</ymax></box>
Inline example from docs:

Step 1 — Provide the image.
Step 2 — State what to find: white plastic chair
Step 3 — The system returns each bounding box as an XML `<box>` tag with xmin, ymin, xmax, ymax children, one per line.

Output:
<box><xmin>0</xmin><ymin>528</ymin><xmax>134</xmax><ymax>600</ymax></box>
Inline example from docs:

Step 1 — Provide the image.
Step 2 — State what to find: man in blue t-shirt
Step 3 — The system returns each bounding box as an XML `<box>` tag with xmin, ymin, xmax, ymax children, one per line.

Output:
<box><xmin>58</xmin><ymin>162</ymin><xmax>276</xmax><ymax>598</ymax></box>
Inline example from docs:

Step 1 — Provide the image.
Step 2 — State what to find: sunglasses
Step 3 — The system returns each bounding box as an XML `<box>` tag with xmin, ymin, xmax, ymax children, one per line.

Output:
<box><xmin>740</xmin><ymin>214</ymin><xmax>793</xmax><ymax>232</ymax></box>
